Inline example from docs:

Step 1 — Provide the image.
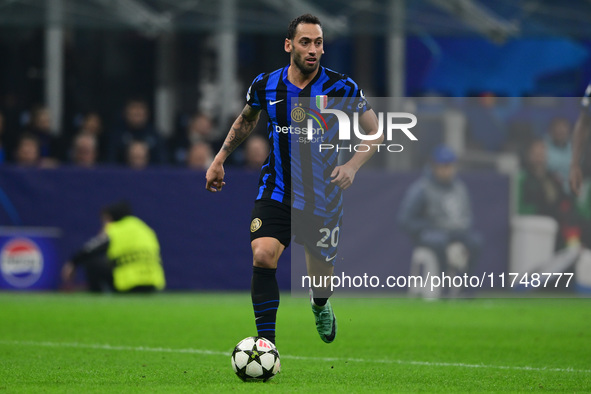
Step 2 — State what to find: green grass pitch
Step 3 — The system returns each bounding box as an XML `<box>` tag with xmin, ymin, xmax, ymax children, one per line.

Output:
<box><xmin>0</xmin><ymin>293</ymin><xmax>590</xmax><ymax>392</ymax></box>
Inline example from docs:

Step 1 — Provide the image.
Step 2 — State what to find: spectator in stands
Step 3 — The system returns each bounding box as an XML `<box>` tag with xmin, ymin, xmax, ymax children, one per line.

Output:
<box><xmin>170</xmin><ymin>112</ymin><xmax>215</xmax><ymax>165</ymax></box>
<box><xmin>127</xmin><ymin>140</ymin><xmax>150</xmax><ymax>170</ymax></box>
<box><xmin>544</xmin><ymin>117</ymin><xmax>572</xmax><ymax>193</ymax></box>
<box><xmin>71</xmin><ymin>133</ymin><xmax>98</xmax><ymax>168</ymax></box>
<box><xmin>80</xmin><ymin>111</ymin><xmax>102</xmax><ymax>135</ymax></box>
<box><xmin>244</xmin><ymin>134</ymin><xmax>270</xmax><ymax>171</ymax></box>
<box><xmin>14</xmin><ymin>134</ymin><xmax>41</xmax><ymax>167</ymax></box>
<box><xmin>107</xmin><ymin>98</ymin><xmax>167</xmax><ymax>165</ymax></box>
<box><xmin>398</xmin><ymin>145</ymin><xmax>482</xmax><ymax>278</ymax></box>
<box><xmin>25</xmin><ymin>105</ymin><xmax>61</xmax><ymax>161</ymax></box>
<box><xmin>465</xmin><ymin>93</ymin><xmax>519</xmax><ymax>152</ymax></box>
<box><xmin>186</xmin><ymin>141</ymin><xmax>213</xmax><ymax>170</ymax></box>
<box><xmin>77</xmin><ymin>111</ymin><xmax>107</xmax><ymax>162</ymax></box>
<box><xmin>518</xmin><ymin>139</ymin><xmax>579</xmax><ymax>248</ymax></box>
<box><xmin>61</xmin><ymin>200</ymin><xmax>165</xmax><ymax>293</ymax></box>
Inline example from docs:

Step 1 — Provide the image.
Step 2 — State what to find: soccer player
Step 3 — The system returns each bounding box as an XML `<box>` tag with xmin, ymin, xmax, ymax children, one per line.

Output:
<box><xmin>570</xmin><ymin>82</ymin><xmax>591</xmax><ymax>195</ymax></box>
<box><xmin>205</xmin><ymin>14</ymin><xmax>381</xmax><ymax>345</ymax></box>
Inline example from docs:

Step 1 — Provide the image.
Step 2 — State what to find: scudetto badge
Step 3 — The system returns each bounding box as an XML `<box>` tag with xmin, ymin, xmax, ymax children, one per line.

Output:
<box><xmin>250</xmin><ymin>218</ymin><xmax>262</xmax><ymax>232</ymax></box>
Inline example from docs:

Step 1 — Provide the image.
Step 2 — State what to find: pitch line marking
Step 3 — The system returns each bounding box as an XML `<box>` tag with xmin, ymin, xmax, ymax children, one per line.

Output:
<box><xmin>1</xmin><ymin>340</ymin><xmax>589</xmax><ymax>374</ymax></box>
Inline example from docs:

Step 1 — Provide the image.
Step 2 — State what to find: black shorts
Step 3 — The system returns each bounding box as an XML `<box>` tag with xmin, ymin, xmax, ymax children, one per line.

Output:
<box><xmin>250</xmin><ymin>199</ymin><xmax>342</xmax><ymax>263</ymax></box>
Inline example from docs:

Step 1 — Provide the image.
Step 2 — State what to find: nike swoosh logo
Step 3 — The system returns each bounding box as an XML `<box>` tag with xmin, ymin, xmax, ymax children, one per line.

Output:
<box><xmin>269</xmin><ymin>99</ymin><xmax>284</xmax><ymax>105</ymax></box>
<box><xmin>325</xmin><ymin>254</ymin><xmax>337</xmax><ymax>262</ymax></box>
<box><xmin>255</xmin><ymin>316</ymin><xmax>263</xmax><ymax>320</ymax></box>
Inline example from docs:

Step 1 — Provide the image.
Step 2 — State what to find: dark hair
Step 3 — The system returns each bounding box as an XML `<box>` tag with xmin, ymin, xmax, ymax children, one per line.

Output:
<box><xmin>17</xmin><ymin>132</ymin><xmax>39</xmax><ymax>145</ymax></box>
<box><xmin>102</xmin><ymin>200</ymin><xmax>132</xmax><ymax>222</ymax></box>
<box><xmin>287</xmin><ymin>14</ymin><xmax>322</xmax><ymax>39</ymax></box>
<box><xmin>125</xmin><ymin>97</ymin><xmax>148</xmax><ymax>108</ymax></box>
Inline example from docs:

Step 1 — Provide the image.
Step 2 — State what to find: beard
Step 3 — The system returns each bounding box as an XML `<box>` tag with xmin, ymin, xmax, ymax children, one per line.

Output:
<box><xmin>293</xmin><ymin>53</ymin><xmax>320</xmax><ymax>75</ymax></box>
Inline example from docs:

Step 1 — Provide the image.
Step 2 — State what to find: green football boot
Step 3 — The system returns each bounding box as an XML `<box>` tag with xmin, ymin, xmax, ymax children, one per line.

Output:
<box><xmin>310</xmin><ymin>294</ymin><xmax>337</xmax><ymax>343</ymax></box>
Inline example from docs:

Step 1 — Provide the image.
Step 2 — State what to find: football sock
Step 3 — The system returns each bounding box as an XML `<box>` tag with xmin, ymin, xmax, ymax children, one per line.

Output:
<box><xmin>311</xmin><ymin>286</ymin><xmax>333</xmax><ymax>308</ymax></box>
<box><xmin>313</xmin><ymin>297</ymin><xmax>328</xmax><ymax>307</ymax></box>
<box><xmin>251</xmin><ymin>266</ymin><xmax>279</xmax><ymax>344</ymax></box>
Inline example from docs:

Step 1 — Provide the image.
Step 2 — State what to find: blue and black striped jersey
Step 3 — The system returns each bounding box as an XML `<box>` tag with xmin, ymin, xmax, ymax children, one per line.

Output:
<box><xmin>246</xmin><ymin>65</ymin><xmax>369</xmax><ymax>217</ymax></box>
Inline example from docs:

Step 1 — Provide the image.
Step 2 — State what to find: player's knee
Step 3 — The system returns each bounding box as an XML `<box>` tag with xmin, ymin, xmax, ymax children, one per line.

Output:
<box><xmin>252</xmin><ymin>247</ymin><xmax>278</xmax><ymax>269</ymax></box>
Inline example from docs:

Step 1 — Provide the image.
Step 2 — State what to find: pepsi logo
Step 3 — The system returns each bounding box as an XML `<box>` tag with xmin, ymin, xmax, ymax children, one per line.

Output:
<box><xmin>1</xmin><ymin>238</ymin><xmax>44</xmax><ymax>288</ymax></box>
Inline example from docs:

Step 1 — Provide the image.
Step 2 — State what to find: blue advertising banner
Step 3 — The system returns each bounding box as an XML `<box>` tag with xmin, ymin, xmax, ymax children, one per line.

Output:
<box><xmin>0</xmin><ymin>227</ymin><xmax>61</xmax><ymax>290</ymax></box>
<box><xmin>0</xmin><ymin>168</ymin><xmax>508</xmax><ymax>291</ymax></box>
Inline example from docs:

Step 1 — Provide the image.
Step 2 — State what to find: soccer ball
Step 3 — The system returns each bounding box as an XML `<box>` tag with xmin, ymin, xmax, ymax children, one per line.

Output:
<box><xmin>231</xmin><ymin>336</ymin><xmax>280</xmax><ymax>382</ymax></box>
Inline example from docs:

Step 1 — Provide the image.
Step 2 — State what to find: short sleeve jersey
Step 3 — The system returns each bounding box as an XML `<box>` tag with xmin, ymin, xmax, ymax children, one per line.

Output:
<box><xmin>246</xmin><ymin>65</ymin><xmax>369</xmax><ymax>217</ymax></box>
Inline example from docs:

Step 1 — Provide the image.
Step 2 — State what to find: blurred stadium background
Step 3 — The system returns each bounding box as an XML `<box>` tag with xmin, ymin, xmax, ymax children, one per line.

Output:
<box><xmin>1</xmin><ymin>0</ymin><xmax>591</xmax><ymax>293</ymax></box>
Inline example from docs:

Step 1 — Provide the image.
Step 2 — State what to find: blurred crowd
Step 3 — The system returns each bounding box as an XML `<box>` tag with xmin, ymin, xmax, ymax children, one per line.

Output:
<box><xmin>0</xmin><ymin>94</ymin><xmax>590</xmax><ymax>207</ymax></box>
<box><xmin>460</xmin><ymin>94</ymin><xmax>591</xmax><ymax>248</ymax></box>
<box><xmin>402</xmin><ymin>92</ymin><xmax>591</xmax><ymax>252</ymax></box>
<box><xmin>0</xmin><ymin>98</ymin><xmax>269</xmax><ymax>171</ymax></box>
<box><xmin>516</xmin><ymin>125</ymin><xmax>591</xmax><ymax>250</ymax></box>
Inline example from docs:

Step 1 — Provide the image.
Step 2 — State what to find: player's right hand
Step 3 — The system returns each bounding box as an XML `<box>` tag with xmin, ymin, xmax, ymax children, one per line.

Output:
<box><xmin>205</xmin><ymin>162</ymin><xmax>226</xmax><ymax>192</ymax></box>
<box><xmin>570</xmin><ymin>164</ymin><xmax>583</xmax><ymax>195</ymax></box>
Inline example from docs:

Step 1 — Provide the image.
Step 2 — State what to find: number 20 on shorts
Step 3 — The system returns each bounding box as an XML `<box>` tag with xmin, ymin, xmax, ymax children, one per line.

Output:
<box><xmin>316</xmin><ymin>227</ymin><xmax>340</xmax><ymax>248</ymax></box>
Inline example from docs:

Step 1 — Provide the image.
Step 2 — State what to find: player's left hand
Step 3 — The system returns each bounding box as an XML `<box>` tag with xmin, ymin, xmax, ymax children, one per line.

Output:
<box><xmin>330</xmin><ymin>164</ymin><xmax>356</xmax><ymax>190</ymax></box>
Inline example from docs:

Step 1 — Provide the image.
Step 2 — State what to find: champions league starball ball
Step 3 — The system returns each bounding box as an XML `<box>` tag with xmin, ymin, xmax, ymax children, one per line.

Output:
<box><xmin>231</xmin><ymin>336</ymin><xmax>280</xmax><ymax>382</ymax></box>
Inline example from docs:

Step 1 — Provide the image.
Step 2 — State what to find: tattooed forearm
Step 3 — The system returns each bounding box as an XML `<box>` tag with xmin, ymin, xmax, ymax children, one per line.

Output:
<box><xmin>212</xmin><ymin>105</ymin><xmax>261</xmax><ymax>163</ymax></box>
<box><xmin>221</xmin><ymin>108</ymin><xmax>260</xmax><ymax>154</ymax></box>
<box><xmin>221</xmin><ymin>116</ymin><xmax>254</xmax><ymax>153</ymax></box>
